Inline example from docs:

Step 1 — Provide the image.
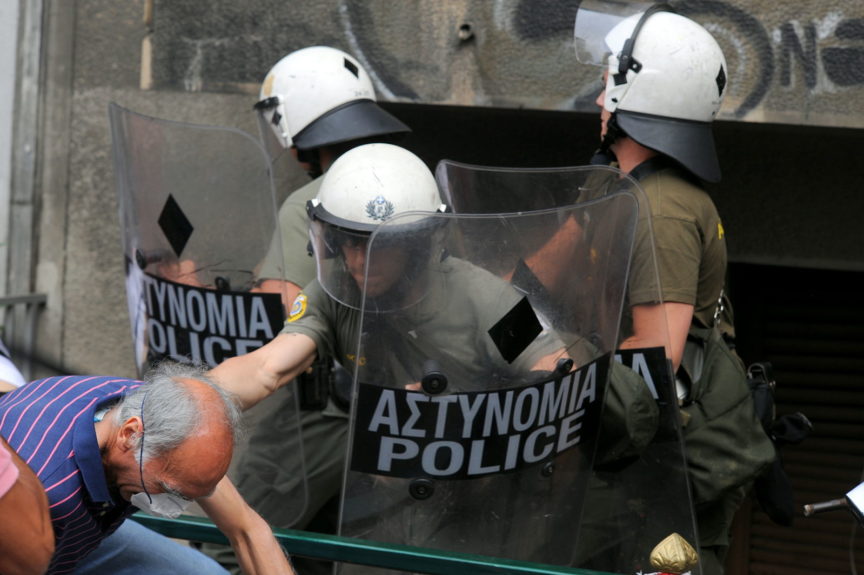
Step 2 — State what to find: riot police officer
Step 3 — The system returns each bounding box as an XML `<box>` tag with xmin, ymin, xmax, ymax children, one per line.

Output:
<box><xmin>210</xmin><ymin>145</ymin><xmax>569</xmax><ymax>554</ymax></box>
<box><xmin>214</xmin><ymin>143</ymin><xmax>564</xmax><ymax>404</ymax></box>
<box><xmin>253</xmin><ymin>45</ymin><xmax>411</xmax><ymax>306</ymax></box>
<box><xmin>202</xmin><ymin>46</ymin><xmax>412</xmax><ymax>575</ymax></box>
<box><xmin>575</xmin><ymin>4</ymin><xmax>765</xmax><ymax>573</ymax></box>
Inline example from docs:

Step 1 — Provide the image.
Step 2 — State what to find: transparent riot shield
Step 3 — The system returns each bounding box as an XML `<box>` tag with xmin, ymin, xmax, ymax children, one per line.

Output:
<box><xmin>338</xmin><ymin>181</ymin><xmax>686</xmax><ymax>574</ymax></box>
<box><xmin>108</xmin><ymin>103</ymin><xmax>307</xmax><ymax>526</ymax></box>
<box><xmin>255</xmin><ymin>105</ymin><xmax>306</xmax><ymax>204</ymax></box>
<box><xmin>431</xmin><ymin>162</ymin><xmax>701</xmax><ymax>575</ymax></box>
<box><xmin>573</xmin><ymin>0</ymin><xmax>654</xmax><ymax>67</ymax></box>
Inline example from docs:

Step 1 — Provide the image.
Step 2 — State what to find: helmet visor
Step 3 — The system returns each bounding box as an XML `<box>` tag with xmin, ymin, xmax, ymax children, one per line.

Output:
<box><xmin>309</xmin><ymin>215</ymin><xmax>443</xmax><ymax>311</ymax></box>
<box><xmin>255</xmin><ymin>101</ymin><xmax>290</xmax><ymax>156</ymax></box>
<box><xmin>573</xmin><ymin>0</ymin><xmax>653</xmax><ymax>66</ymax></box>
<box><xmin>310</xmin><ymin>219</ymin><xmax>368</xmax><ymax>309</ymax></box>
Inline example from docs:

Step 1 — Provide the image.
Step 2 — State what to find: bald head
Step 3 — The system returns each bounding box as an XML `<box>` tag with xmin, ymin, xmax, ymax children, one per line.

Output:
<box><xmin>99</xmin><ymin>363</ymin><xmax>242</xmax><ymax>502</ymax></box>
<box><xmin>115</xmin><ymin>362</ymin><xmax>242</xmax><ymax>467</ymax></box>
<box><xmin>147</xmin><ymin>378</ymin><xmax>234</xmax><ymax>498</ymax></box>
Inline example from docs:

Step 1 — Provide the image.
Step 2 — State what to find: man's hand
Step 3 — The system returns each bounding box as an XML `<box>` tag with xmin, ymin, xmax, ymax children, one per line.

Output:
<box><xmin>198</xmin><ymin>477</ymin><xmax>296</xmax><ymax>575</ymax></box>
<box><xmin>158</xmin><ymin>259</ymin><xmax>206</xmax><ymax>287</ymax></box>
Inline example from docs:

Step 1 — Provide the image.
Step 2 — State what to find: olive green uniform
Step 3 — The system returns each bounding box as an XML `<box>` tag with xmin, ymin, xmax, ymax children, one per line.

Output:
<box><xmin>287</xmin><ymin>256</ymin><xmax>562</xmax><ymax>387</ymax></box>
<box><xmin>628</xmin><ymin>158</ymin><xmax>741</xmax><ymax>572</ymax></box>
<box><xmin>627</xmin><ymin>159</ymin><xmax>727</xmax><ymax>328</ymax></box>
<box><xmin>204</xmin><ymin>177</ymin><xmax>336</xmax><ymax>575</ymax></box>
<box><xmin>257</xmin><ymin>177</ymin><xmax>321</xmax><ymax>283</ymax></box>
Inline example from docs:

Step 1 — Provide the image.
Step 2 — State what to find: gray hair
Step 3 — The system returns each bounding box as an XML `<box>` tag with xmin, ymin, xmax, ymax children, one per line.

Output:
<box><xmin>115</xmin><ymin>361</ymin><xmax>242</xmax><ymax>463</ymax></box>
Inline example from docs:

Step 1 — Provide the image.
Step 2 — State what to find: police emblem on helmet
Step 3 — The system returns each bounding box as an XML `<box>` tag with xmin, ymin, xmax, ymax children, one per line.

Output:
<box><xmin>366</xmin><ymin>196</ymin><xmax>395</xmax><ymax>221</ymax></box>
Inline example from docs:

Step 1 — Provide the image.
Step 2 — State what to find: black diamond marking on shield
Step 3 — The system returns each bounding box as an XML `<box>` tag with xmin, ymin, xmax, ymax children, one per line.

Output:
<box><xmin>344</xmin><ymin>57</ymin><xmax>359</xmax><ymax>78</ymax></box>
<box><xmin>716</xmin><ymin>65</ymin><xmax>727</xmax><ymax>97</ymax></box>
<box><xmin>488</xmin><ymin>296</ymin><xmax>543</xmax><ymax>364</ymax></box>
<box><xmin>158</xmin><ymin>194</ymin><xmax>194</xmax><ymax>258</ymax></box>
<box><xmin>272</xmin><ymin>111</ymin><xmax>282</xmax><ymax>126</ymax></box>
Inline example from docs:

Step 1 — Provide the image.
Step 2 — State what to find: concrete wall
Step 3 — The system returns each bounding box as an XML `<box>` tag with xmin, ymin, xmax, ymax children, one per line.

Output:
<box><xmin>31</xmin><ymin>0</ymin><xmax>282</xmax><ymax>377</ymax></box>
<box><xmin>0</xmin><ymin>1</ymin><xmax>19</xmax><ymax>297</ymax></box>
<box><xmin>147</xmin><ymin>0</ymin><xmax>864</xmax><ymax>127</ymax></box>
<box><xmin>14</xmin><ymin>0</ymin><xmax>864</xmax><ymax>378</ymax></box>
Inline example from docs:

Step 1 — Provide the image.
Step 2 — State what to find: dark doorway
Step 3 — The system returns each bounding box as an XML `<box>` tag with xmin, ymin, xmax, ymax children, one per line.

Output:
<box><xmin>727</xmin><ymin>262</ymin><xmax>864</xmax><ymax>574</ymax></box>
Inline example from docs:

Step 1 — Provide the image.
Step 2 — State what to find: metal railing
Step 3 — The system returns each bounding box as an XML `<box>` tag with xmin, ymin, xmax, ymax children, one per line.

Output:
<box><xmin>132</xmin><ymin>514</ymin><xmax>616</xmax><ymax>575</ymax></box>
<box><xmin>0</xmin><ymin>293</ymin><xmax>47</xmax><ymax>381</ymax></box>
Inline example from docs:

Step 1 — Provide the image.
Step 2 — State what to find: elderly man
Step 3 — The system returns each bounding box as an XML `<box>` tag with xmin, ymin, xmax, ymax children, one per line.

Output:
<box><xmin>0</xmin><ymin>361</ymin><xmax>295</xmax><ymax>575</ymax></box>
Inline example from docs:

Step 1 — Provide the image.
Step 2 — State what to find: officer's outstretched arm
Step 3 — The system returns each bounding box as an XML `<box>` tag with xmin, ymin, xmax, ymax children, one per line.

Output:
<box><xmin>210</xmin><ymin>332</ymin><xmax>317</xmax><ymax>409</ymax></box>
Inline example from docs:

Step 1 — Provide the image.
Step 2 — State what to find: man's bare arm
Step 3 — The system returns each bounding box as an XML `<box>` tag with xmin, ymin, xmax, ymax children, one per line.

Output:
<box><xmin>619</xmin><ymin>302</ymin><xmax>694</xmax><ymax>371</ymax></box>
<box><xmin>198</xmin><ymin>476</ymin><xmax>296</xmax><ymax>575</ymax></box>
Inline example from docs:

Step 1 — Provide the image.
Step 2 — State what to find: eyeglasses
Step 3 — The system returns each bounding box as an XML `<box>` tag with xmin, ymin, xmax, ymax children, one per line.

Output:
<box><xmin>135</xmin><ymin>391</ymin><xmax>192</xmax><ymax>505</ymax></box>
<box><xmin>137</xmin><ymin>391</ymin><xmax>153</xmax><ymax>505</ymax></box>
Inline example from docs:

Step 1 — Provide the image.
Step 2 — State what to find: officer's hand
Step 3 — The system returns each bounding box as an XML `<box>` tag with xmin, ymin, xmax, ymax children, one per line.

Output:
<box><xmin>159</xmin><ymin>259</ymin><xmax>205</xmax><ymax>287</ymax></box>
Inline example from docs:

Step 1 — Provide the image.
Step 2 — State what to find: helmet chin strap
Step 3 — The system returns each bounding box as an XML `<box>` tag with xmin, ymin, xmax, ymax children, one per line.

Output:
<box><xmin>592</xmin><ymin>112</ymin><xmax>624</xmax><ymax>164</ymax></box>
<box><xmin>296</xmin><ymin>148</ymin><xmax>323</xmax><ymax>179</ymax></box>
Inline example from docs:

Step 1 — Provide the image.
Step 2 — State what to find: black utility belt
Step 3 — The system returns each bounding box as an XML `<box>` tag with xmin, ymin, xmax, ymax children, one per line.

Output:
<box><xmin>297</xmin><ymin>356</ymin><xmax>351</xmax><ymax>413</ymax></box>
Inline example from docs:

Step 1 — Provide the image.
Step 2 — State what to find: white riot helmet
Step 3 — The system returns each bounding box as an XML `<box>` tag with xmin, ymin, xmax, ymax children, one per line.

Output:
<box><xmin>255</xmin><ymin>46</ymin><xmax>410</xmax><ymax>151</ymax></box>
<box><xmin>575</xmin><ymin>3</ymin><xmax>728</xmax><ymax>182</ymax></box>
<box><xmin>306</xmin><ymin>143</ymin><xmax>449</xmax><ymax>309</ymax></box>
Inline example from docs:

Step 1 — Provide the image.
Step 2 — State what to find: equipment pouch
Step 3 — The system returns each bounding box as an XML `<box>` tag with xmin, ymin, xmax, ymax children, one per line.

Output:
<box><xmin>747</xmin><ymin>361</ymin><xmax>813</xmax><ymax>526</ymax></box>
<box><xmin>297</xmin><ymin>356</ymin><xmax>332</xmax><ymax>411</ymax></box>
<box><xmin>678</xmin><ymin>326</ymin><xmax>775</xmax><ymax>506</ymax></box>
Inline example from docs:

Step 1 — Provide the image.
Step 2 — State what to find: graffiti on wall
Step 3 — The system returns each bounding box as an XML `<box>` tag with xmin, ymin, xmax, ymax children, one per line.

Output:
<box><xmin>150</xmin><ymin>0</ymin><xmax>864</xmax><ymax>126</ymax></box>
<box><xmin>677</xmin><ymin>1</ymin><xmax>864</xmax><ymax>118</ymax></box>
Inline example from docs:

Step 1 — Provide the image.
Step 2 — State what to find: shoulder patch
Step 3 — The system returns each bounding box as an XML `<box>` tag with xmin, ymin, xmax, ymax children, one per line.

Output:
<box><xmin>287</xmin><ymin>293</ymin><xmax>308</xmax><ymax>323</ymax></box>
